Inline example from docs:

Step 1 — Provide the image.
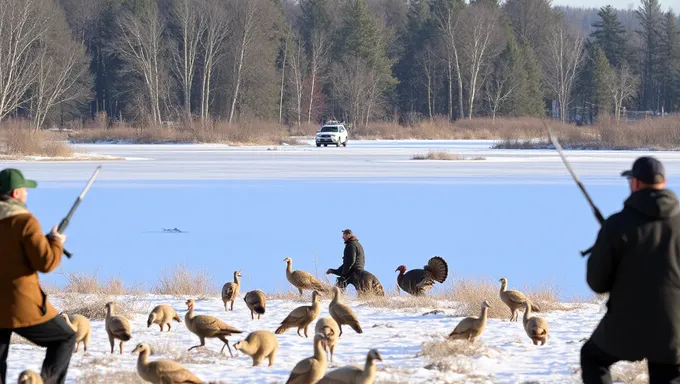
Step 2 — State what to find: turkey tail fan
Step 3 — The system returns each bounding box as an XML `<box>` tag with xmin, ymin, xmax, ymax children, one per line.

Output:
<box><xmin>425</xmin><ymin>256</ymin><xmax>448</xmax><ymax>283</ymax></box>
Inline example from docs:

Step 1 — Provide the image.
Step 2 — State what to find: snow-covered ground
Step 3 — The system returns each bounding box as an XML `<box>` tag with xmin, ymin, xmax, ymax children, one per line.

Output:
<box><xmin>6</xmin><ymin>294</ymin><xmax>612</xmax><ymax>384</ymax></box>
<box><xmin>0</xmin><ymin>139</ymin><xmax>669</xmax><ymax>383</ymax></box>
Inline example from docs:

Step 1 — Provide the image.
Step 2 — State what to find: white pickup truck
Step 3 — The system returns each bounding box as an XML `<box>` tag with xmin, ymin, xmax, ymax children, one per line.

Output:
<box><xmin>315</xmin><ymin>123</ymin><xmax>348</xmax><ymax>147</ymax></box>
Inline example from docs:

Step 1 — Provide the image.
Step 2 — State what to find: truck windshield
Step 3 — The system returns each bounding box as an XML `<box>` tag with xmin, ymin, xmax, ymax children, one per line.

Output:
<box><xmin>320</xmin><ymin>126</ymin><xmax>339</xmax><ymax>132</ymax></box>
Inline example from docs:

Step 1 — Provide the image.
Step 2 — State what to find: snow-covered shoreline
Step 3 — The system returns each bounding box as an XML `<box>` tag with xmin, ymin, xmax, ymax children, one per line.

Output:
<box><xmin>5</xmin><ymin>294</ymin><xmax>620</xmax><ymax>383</ymax></box>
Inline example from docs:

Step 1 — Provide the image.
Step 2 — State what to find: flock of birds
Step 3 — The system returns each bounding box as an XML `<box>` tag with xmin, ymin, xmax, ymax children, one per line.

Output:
<box><xmin>16</xmin><ymin>256</ymin><xmax>550</xmax><ymax>384</ymax></box>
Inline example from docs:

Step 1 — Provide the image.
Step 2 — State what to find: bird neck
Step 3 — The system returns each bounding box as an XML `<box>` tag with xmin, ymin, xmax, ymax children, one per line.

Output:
<box><xmin>106</xmin><ymin>306</ymin><xmax>113</xmax><ymax>318</ymax></box>
<box><xmin>480</xmin><ymin>306</ymin><xmax>488</xmax><ymax>322</ymax></box>
<box><xmin>523</xmin><ymin>305</ymin><xmax>531</xmax><ymax>323</ymax></box>
<box><xmin>313</xmin><ymin>339</ymin><xmax>326</xmax><ymax>362</ymax></box>
<box><xmin>234</xmin><ymin>273</ymin><xmax>240</xmax><ymax>285</ymax></box>
<box><xmin>363</xmin><ymin>357</ymin><xmax>377</xmax><ymax>381</ymax></box>
<box><xmin>186</xmin><ymin>305</ymin><xmax>194</xmax><ymax>320</ymax></box>
<box><xmin>286</xmin><ymin>262</ymin><xmax>293</xmax><ymax>274</ymax></box>
<box><xmin>331</xmin><ymin>290</ymin><xmax>340</xmax><ymax>305</ymax></box>
<box><xmin>137</xmin><ymin>348</ymin><xmax>149</xmax><ymax>368</ymax></box>
<box><xmin>397</xmin><ymin>270</ymin><xmax>404</xmax><ymax>284</ymax></box>
<box><xmin>500</xmin><ymin>282</ymin><xmax>507</xmax><ymax>293</ymax></box>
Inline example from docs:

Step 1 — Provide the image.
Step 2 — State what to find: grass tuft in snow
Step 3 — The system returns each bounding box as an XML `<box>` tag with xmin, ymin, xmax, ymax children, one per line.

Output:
<box><xmin>151</xmin><ymin>264</ymin><xmax>216</xmax><ymax>298</ymax></box>
<box><xmin>60</xmin><ymin>295</ymin><xmax>143</xmax><ymax>321</ymax></box>
<box><xmin>611</xmin><ymin>360</ymin><xmax>649</xmax><ymax>384</ymax></box>
<box><xmin>60</xmin><ymin>270</ymin><xmax>133</xmax><ymax>295</ymax></box>
<box><xmin>442</xmin><ymin>277</ymin><xmax>567</xmax><ymax>318</ymax></box>
<box><xmin>410</xmin><ymin>150</ymin><xmax>486</xmax><ymax>161</ymax></box>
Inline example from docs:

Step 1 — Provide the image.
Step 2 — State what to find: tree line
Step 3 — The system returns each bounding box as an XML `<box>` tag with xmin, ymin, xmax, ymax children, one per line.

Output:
<box><xmin>0</xmin><ymin>0</ymin><xmax>678</xmax><ymax>130</ymax></box>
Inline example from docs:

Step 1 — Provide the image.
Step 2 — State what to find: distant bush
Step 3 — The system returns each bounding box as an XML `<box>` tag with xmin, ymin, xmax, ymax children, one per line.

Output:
<box><xmin>0</xmin><ymin>120</ymin><xmax>72</xmax><ymax>157</ymax></box>
<box><xmin>151</xmin><ymin>264</ymin><xmax>215</xmax><ymax>298</ymax></box>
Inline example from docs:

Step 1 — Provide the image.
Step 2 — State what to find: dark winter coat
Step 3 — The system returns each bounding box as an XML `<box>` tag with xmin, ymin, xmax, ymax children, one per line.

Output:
<box><xmin>338</xmin><ymin>236</ymin><xmax>365</xmax><ymax>276</ymax></box>
<box><xmin>0</xmin><ymin>196</ymin><xmax>63</xmax><ymax>329</ymax></box>
<box><xmin>588</xmin><ymin>188</ymin><xmax>680</xmax><ymax>364</ymax></box>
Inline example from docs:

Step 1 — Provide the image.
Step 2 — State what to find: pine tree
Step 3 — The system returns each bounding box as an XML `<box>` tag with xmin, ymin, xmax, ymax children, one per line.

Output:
<box><xmin>635</xmin><ymin>0</ymin><xmax>664</xmax><ymax>111</ymax></box>
<box><xmin>590</xmin><ymin>5</ymin><xmax>628</xmax><ymax>68</ymax></box>
<box><xmin>519</xmin><ymin>41</ymin><xmax>544</xmax><ymax>116</ymax></box>
<box><xmin>592</xmin><ymin>47</ymin><xmax>613</xmax><ymax>114</ymax></box>
<box><xmin>659</xmin><ymin>11</ymin><xmax>680</xmax><ymax>112</ymax></box>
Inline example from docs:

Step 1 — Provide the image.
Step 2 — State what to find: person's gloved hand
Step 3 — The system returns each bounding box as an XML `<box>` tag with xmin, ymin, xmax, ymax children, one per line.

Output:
<box><xmin>48</xmin><ymin>225</ymin><xmax>67</xmax><ymax>244</ymax></box>
<box><xmin>326</xmin><ymin>268</ymin><xmax>333</xmax><ymax>275</ymax></box>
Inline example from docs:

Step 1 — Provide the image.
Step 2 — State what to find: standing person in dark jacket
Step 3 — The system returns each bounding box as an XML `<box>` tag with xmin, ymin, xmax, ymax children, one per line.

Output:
<box><xmin>326</xmin><ymin>229</ymin><xmax>384</xmax><ymax>296</ymax></box>
<box><xmin>581</xmin><ymin>156</ymin><xmax>680</xmax><ymax>384</ymax></box>
<box><xmin>0</xmin><ymin>169</ymin><xmax>76</xmax><ymax>384</ymax></box>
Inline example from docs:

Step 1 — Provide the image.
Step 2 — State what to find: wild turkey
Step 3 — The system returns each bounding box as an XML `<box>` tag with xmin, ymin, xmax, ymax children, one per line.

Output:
<box><xmin>395</xmin><ymin>256</ymin><xmax>448</xmax><ymax>296</ymax></box>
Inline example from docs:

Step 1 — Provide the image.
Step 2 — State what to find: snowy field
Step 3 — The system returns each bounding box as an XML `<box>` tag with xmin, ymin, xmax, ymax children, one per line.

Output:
<box><xmin>1</xmin><ymin>138</ymin><xmax>676</xmax><ymax>383</ymax></box>
<box><xmin>7</xmin><ymin>294</ymin><xmax>605</xmax><ymax>384</ymax></box>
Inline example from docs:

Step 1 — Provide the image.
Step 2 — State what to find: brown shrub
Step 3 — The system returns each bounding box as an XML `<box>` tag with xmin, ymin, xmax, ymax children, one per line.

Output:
<box><xmin>411</xmin><ymin>151</ymin><xmax>462</xmax><ymax>160</ymax></box>
<box><xmin>151</xmin><ymin>264</ymin><xmax>215</xmax><ymax>298</ymax></box>
<box><xmin>353</xmin><ymin>116</ymin><xmax>585</xmax><ymax>141</ymax></box>
<box><xmin>69</xmin><ymin>119</ymin><xmax>289</xmax><ymax>145</ymax></box>
<box><xmin>0</xmin><ymin>120</ymin><xmax>72</xmax><ymax>157</ymax></box>
<box><xmin>410</xmin><ymin>150</ymin><xmax>487</xmax><ymax>160</ymax></box>
<box><xmin>60</xmin><ymin>271</ymin><xmax>132</xmax><ymax>295</ymax></box>
<box><xmin>494</xmin><ymin>116</ymin><xmax>680</xmax><ymax>150</ymax></box>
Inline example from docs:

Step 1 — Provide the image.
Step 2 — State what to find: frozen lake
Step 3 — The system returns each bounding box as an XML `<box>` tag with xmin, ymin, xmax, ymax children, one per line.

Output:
<box><xmin>2</xmin><ymin>139</ymin><xmax>678</xmax><ymax>299</ymax></box>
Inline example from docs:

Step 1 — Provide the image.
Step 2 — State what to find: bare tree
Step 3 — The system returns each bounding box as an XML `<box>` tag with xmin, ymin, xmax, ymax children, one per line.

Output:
<box><xmin>416</xmin><ymin>46</ymin><xmax>437</xmax><ymax>120</ymax></box>
<box><xmin>604</xmin><ymin>64</ymin><xmax>639</xmax><ymax>123</ymax></box>
<box><xmin>227</xmin><ymin>0</ymin><xmax>265</xmax><ymax>123</ymax></box>
<box><xmin>170</xmin><ymin>0</ymin><xmax>205</xmax><ymax>120</ymax></box>
<box><xmin>460</xmin><ymin>4</ymin><xmax>504</xmax><ymax>119</ymax></box>
<box><xmin>113</xmin><ymin>5</ymin><xmax>166</xmax><ymax>124</ymax></box>
<box><xmin>279</xmin><ymin>31</ymin><xmax>289</xmax><ymax>124</ymax></box>
<box><xmin>288</xmin><ymin>36</ymin><xmax>305</xmax><ymax>127</ymax></box>
<box><xmin>544</xmin><ymin>22</ymin><xmax>585</xmax><ymax>122</ymax></box>
<box><xmin>433</xmin><ymin>2</ymin><xmax>465</xmax><ymax>120</ymax></box>
<box><xmin>307</xmin><ymin>28</ymin><xmax>330</xmax><ymax>124</ymax></box>
<box><xmin>32</xmin><ymin>38</ymin><xmax>90</xmax><ymax>129</ymax></box>
<box><xmin>0</xmin><ymin>0</ymin><xmax>52</xmax><ymax>121</ymax></box>
<box><xmin>199</xmin><ymin>0</ymin><xmax>229</xmax><ymax>122</ymax></box>
<box><xmin>484</xmin><ymin>60</ymin><xmax>515</xmax><ymax>124</ymax></box>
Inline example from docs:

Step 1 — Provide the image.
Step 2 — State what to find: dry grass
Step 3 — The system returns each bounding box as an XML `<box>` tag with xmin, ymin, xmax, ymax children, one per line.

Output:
<box><xmin>59</xmin><ymin>294</ymin><xmax>143</xmax><ymax>321</ymax></box>
<box><xmin>60</xmin><ymin>270</ymin><xmax>136</xmax><ymax>295</ymax></box>
<box><xmin>494</xmin><ymin>115</ymin><xmax>680</xmax><ymax>150</ymax></box>
<box><xmin>68</xmin><ymin>119</ymin><xmax>290</xmax><ymax>145</ymax></box>
<box><xmin>353</xmin><ymin>116</ymin><xmax>586</xmax><ymax>141</ymax></box>
<box><xmin>76</xmin><ymin>369</ymin><xmax>145</xmax><ymax>384</ymax></box>
<box><xmin>611</xmin><ymin>360</ymin><xmax>649</xmax><ymax>384</ymax></box>
<box><xmin>442</xmin><ymin>277</ymin><xmax>567</xmax><ymax>319</ymax></box>
<box><xmin>151</xmin><ymin>264</ymin><xmax>216</xmax><ymax>298</ymax></box>
<box><xmin>419</xmin><ymin>338</ymin><xmax>497</xmax><ymax>381</ymax></box>
<box><xmin>0</xmin><ymin>120</ymin><xmax>72</xmax><ymax>157</ymax></box>
<box><xmin>410</xmin><ymin>150</ymin><xmax>486</xmax><ymax>161</ymax></box>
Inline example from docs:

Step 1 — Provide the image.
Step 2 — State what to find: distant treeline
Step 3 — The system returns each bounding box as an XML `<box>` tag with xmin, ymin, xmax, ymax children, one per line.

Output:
<box><xmin>0</xmin><ymin>0</ymin><xmax>678</xmax><ymax>130</ymax></box>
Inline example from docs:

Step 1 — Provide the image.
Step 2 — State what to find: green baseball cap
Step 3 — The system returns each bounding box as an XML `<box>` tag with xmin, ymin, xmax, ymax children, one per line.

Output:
<box><xmin>0</xmin><ymin>168</ymin><xmax>37</xmax><ymax>195</ymax></box>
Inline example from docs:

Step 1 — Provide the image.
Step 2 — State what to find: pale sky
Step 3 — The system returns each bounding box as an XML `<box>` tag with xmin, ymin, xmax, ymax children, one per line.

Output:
<box><xmin>552</xmin><ymin>0</ymin><xmax>679</xmax><ymax>11</ymax></box>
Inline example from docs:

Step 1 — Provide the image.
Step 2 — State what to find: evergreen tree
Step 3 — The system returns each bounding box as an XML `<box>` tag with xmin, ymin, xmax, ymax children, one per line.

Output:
<box><xmin>590</xmin><ymin>5</ymin><xmax>628</xmax><ymax>68</ymax></box>
<box><xmin>635</xmin><ymin>0</ymin><xmax>664</xmax><ymax>111</ymax></box>
<box><xmin>592</xmin><ymin>47</ymin><xmax>613</xmax><ymax>114</ymax></box>
<box><xmin>519</xmin><ymin>41</ymin><xmax>544</xmax><ymax>116</ymax></box>
<box><xmin>660</xmin><ymin>11</ymin><xmax>680</xmax><ymax>112</ymax></box>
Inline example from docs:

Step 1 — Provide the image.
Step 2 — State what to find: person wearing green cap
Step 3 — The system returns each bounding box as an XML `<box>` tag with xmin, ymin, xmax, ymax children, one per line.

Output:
<box><xmin>0</xmin><ymin>168</ymin><xmax>75</xmax><ymax>384</ymax></box>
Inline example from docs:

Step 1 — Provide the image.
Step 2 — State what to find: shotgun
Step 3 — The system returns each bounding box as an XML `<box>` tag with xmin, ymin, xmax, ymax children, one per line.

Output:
<box><xmin>56</xmin><ymin>166</ymin><xmax>102</xmax><ymax>258</ymax></box>
<box><xmin>543</xmin><ymin>121</ymin><xmax>604</xmax><ymax>257</ymax></box>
